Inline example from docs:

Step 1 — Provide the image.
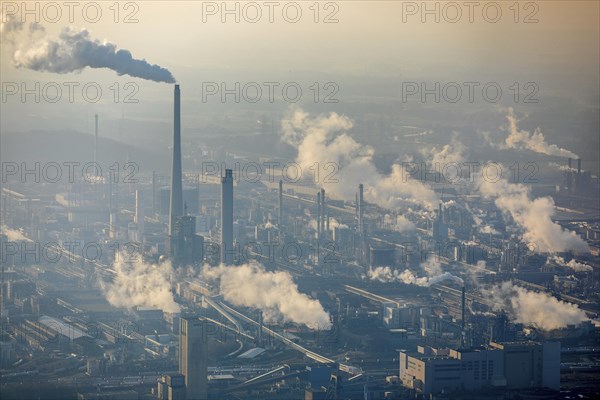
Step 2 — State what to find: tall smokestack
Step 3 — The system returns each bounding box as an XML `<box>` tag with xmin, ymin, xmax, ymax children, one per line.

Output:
<box><xmin>461</xmin><ymin>286</ymin><xmax>466</xmax><ymax>329</ymax></box>
<box><xmin>461</xmin><ymin>285</ymin><xmax>466</xmax><ymax>348</ymax></box>
<box><xmin>438</xmin><ymin>202</ymin><xmax>443</xmax><ymax>221</ymax></box>
<box><xmin>317</xmin><ymin>191</ymin><xmax>322</xmax><ymax>242</ymax></box>
<box><xmin>278</xmin><ymin>180</ymin><xmax>283</xmax><ymax>227</ymax></box>
<box><xmin>221</xmin><ymin>169</ymin><xmax>234</xmax><ymax>265</ymax></box>
<box><xmin>577</xmin><ymin>158</ymin><xmax>582</xmax><ymax>174</ymax></box>
<box><xmin>169</xmin><ymin>85</ymin><xmax>183</xmax><ymax>239</ymax></box>
<box><xmin>320</xmin><ymin>188</ymin><xmax>326</xmax><ymax>236</ymax></box>
<box><xmin>152</xmin><ymin>171</ymin><xmax>156</xmax><ymax>217</ymax></box>
<box><xmin>258</xmin><ymin>311</ymin><xmax>263</xmax><ymax>346</ymax></box>
<box><xmin>135</xmin><ymin>189</ymin><xmax>144</xmax><ymax>241</ymax></box>
<box><xmin>358</xmin><ymin>184</ymin><xmax>364</xmax><ymax>234</ymax></box>
<box><xmin>94</xmin><ymin>114</ymin><xmax>98</xmax><ymax>164</ymax></box>
<box><xmin>568</xmin><ymin>158</ymin><xmax>572</xmax><ymax>169</ymax></box>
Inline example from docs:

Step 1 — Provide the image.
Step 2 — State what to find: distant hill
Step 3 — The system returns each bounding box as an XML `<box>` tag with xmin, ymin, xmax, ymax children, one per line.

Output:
<box><xmin>0</xmin><ymin>129</ymin><xmax>168</xmax><ymax>174</ymax></box>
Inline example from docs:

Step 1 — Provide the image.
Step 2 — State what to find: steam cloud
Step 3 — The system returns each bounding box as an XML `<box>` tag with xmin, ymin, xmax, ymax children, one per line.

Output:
<box><xmin>0</xmin><ymin>225</ymin><xmax>32</xmax><ymax>242</ymax></box>
<box><xmin>368</xmin><ymin>258</ymin><xmax>464</xmax><ymax>287</ymax></box>
<box><xmin>394</xmin><ymin>214</ymin><xmax>416</xmax><ymax>232</ymax></box>
<box><xmin>309</xmin><ymin>217</ymin><xmax>348</xmax><ymax>232</ymax></box>
<box><xmin>484</xmin><ymin>282</ymin><xmax>589</xmax><ymax>330</ymax></box>
<box><xmin>1</xmin><ymin>13</ymin><xmax>175</xmax><ymax>83</ymax></box>
<box><xmin>203</xmin><ymin>262</ymin><xmax>332</xmax><ymax>330</ymax></box>
<box><xmin>425</xmin><ymin>136</ymin><xmax>467</xmax><ymax>167</ymax></box>
<box><xmin>549</xmin><ymin>256</ymin><xmax>593</xmax><ymax>272</ymax></box>
<box><xmin>101</xmin><ymin>253</ymin><xmax>180</xmax><ymax>313</ymax></box>
<box><xmin>502</xmin><ymin>108</ymin><xmax>577</xmax><ymax>158</ymax></box>
<box><xmin>281</xmin><ymin>109</ymin><xmax>438</xmax><ymax>210</ymax></box>
<box><xmin>478</xmin><ymin>175</ymin><xmax>589</xmax><ymax>253</ymax></box>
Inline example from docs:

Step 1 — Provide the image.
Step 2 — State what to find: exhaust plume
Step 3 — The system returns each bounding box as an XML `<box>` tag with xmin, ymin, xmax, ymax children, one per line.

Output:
<box><xmin>0</xmin><ymin>225</ymin><xmax>32</xmax><ymax>242</ymax></box>
<box><xmin>502</xmin><ymin>108</ymin><xmax>577</xmax><ymax>158</ymax></box>
<box><xmin>281</xmin><ymin>109</ymin><xmax>438</xmax><ymax>210</ymax></box>
<box><xmin>478</xmin><ymin>175</ymin><xmax>589</xmax><ymax>253</ymax></box>
<box><xmin>101</xmin><ymin>253</ymin><xmax>180</xmax><ymax>313</ymax></box>
<box><xmin>549</xmin><ymin>255</ymin><xmax>593</xmax><ymax>272</ymax></box>
<box><xmin>368</xmin><ymin>266</ymin><xmax>463</xmax><ymax>286</ymax></box>
<box><xmin>1</xmin><ymin>13</ymin><xmax>175</xmax><ymax>83</ymax></box>
<box><xmin>484</xmin><ymin>281</ymin><xmax>589</xmax><ymax>330</ymax></box>
<box><xmin>203</xmin><ymin>262</ymin><xmax>332</xmax><ymax>329</ymax></box>
<box><xmin>425</xmin><ymin>136</ymin><xmax>467</xmax><ymax>166</ymax></box>
<box><xmin>368</xmin><ymin>258</ymin><xmax>464</xmax><ymax>287</ymax></box>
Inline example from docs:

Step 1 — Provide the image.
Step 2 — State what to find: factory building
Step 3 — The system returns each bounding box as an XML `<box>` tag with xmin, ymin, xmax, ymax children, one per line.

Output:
<box><xmin>399</xmin><ymin>341</ymin><xmax>560</xmax><ymax>395</ymax></box>
<box><xmin>489</xmin><ymin>341</ymin><xmax>560</xmax><ymax>390</ymax></box>
<box><xmin>157</xmin><ymin>373</ymin><xmax>186</xmax><ymax>400</ymax></box>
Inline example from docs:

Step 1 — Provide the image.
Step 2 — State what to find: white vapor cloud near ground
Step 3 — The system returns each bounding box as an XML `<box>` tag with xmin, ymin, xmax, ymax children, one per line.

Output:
<box><xmin>203</xmin><ymin>262</ymin><xmax>332</xmax><ymax>330</ymax></box>
<box><xmin>478</xmin><ymin>175</ymin><xmax>589</xmax><ymax>254</ymax></box>
<box><xmin>281</xmin><ymin>109</ymin><xmax>439</xmax><ymax>211</ymax></box>
<box><xmin>484</xmin><ymin>282</ymin><xmax>589</xmax><ymax>331</ymax></box>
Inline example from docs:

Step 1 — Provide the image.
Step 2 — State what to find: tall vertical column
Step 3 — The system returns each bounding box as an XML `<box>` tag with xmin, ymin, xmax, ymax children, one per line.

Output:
<box><xmin>135</xmin><ymin>189</ymin><xmax>144</xmax><ymax>241</ymax></box>
<box><xmin>317</xmin><ymin>191</ymin><xmax>321</xmax><ymax>242</ymax></box>
<box><xmin>169</xmin><ymin>85</ymin><xmax>183</xmax><ymax>238</ymax></box>
<box><xmin>179</xmin><ymin>317</ymin><xmax>208</xmax><ymax>400</ymax></box>
<box><xmin>278</xmin><ymin>180</ymin><xmax>283</xmax><ymax>227</ymax></box>
<box><xmin>320</xmin><ymin>188</ymin><xmax>326</xmax><ymax>238</ymax></box>
<box><xmin>94</xmin><ymin>114</ymin><xmax>98</xmax><ymax>164</ymax></box>
<box><xmin>221</xmin><ymin>169</ymin><xmax>234</xmax><ymax>265</ymax></box>
<box><xmin>358</xmin><ymin>183</ymin><xmax>364</xmax><ymax>234</ymax></box>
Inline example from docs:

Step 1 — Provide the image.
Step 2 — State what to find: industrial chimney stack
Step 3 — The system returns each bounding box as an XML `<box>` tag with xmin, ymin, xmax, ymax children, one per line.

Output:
<box><xmin>169</xmin><ymin>85</ymin><xmax>183</xmax><ymax>243</ymax></box>
<box><xmin>94</xmin><ymin>114</ymin><xmax>98</xmax><ymax>164</ymax></box>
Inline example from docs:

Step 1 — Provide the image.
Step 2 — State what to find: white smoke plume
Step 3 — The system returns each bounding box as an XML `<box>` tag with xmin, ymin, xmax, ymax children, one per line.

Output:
<box><xmin>478</xmin><ymin>175</ymin><xmax>589</xmax><ymax>254</ymax></box>
<box><xmin>0</xmin><ymin>225</ymin><xmax>32</xmax><ymax>242</ymax></box>
<box><xmin>395</xmin><ymin>215</ymin><xmax>416</xmax><ymax>232</ymax></box>
<box><xmin>281</xmin><ymin>109</ymin><xmax>438</xmax><ymax>210</ymax></box>
<box><xmin>101</xmin><ymin>253</ymin><xmax>180</xmax><ymax>313</ymax></box>
<box><xmin>368</xmin><ymin>264</ymin><xmax>464</xmax><ymax>287</ymax></box>
<box><xmin>484</xmin><ymin>281</ymin><xmax>589</xmax><ymax>331</ymax></box>
<box><xmin>549</xmin><ymin>256</ymin><xmax>593</xmax><ymax>272</ymax></box>
<box><xmin>502</xmin><ymin>108</ymin><xmax>577</xmax><ymax>158</ymax></box>
<box><xmin>309</xmin><ymin>217</ymin><xmax>348</xmax><ymax>232</ymax></box>
<box><xmin>203</xmin><ymin>262</ymin><xmax>332</xmax><ymax>330</ymax></box>
<box><xmin>264</xmin><ymin>221</ymin><xmax>275</xmax><ymax>229</ymax></box>
<box><xmin>421</xmin><ymin>256</ymin><xmax>443</xmax><ymax>277</ymax></box>
<box><xmin>425</xmin><ymin>136</ymin><xmax>467</xmax><ymax>166</ymax></box>
<box><xmin>1</xmin><ymin>13</ymin><xmax>175</xmax><ymax>83</ymax></box>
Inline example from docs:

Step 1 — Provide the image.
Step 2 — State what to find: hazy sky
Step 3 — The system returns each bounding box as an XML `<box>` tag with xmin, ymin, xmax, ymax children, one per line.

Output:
<box><xmin>1</xmin><ymin>1</ymin><xmax>599</xmax><ymax>132</ymax></box>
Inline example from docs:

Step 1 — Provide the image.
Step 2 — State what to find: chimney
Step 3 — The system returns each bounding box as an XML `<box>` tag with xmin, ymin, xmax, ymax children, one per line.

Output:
<box><xmin>320</xmin><ymin>188</ymin><xmax>326</xmax><ymax>236</ymax></box>
<box><xmin>278</xmin><ymin>180</ymin><xmax>283</xmax><ymax>227</ymax></box>
<box><xmin>358</xmin><ymin>184</ymin><xmax>364</xmax><ymax>234</ymax></box>
<box><xmin>577</xmin><ymin>158</ymin><xmax>582</xmax><ymax>174</ymax></box>
<box><xmin>568</xmin><ymin>158</ymin><xmax>572</xmax><ymax>169</ymax></box>
<box><xmin>169</xmin><ymin>85</ymin><xmax>183</xmax><ymax>241</ymax></box>
<box><xmin>94</xmin><ymin>114</ymin><xmax>98</xmax><ymax>164</ymax></box>
<box><xmin>317</xmin><ymin>191</ymin><xmax>321</xmax><ymax>242</ymax></box>
<box><xmin>152</xmin><ymin>171</ymin><xmax>156</xmax><ymax>217</ymax></box>
<box><xmin>135</xmin><ymin>189</ymin><xmax>144</xmax><ymax>241</ymax></box>
<box><xmin>221</xmin><ymin>169</ymin><xmax>234</xmax><ymax>265</ymax></box>
<box><xmin>461</xmin><ymin>286</ymin><xmax>466</xmax><ymax>329</ymax></box>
